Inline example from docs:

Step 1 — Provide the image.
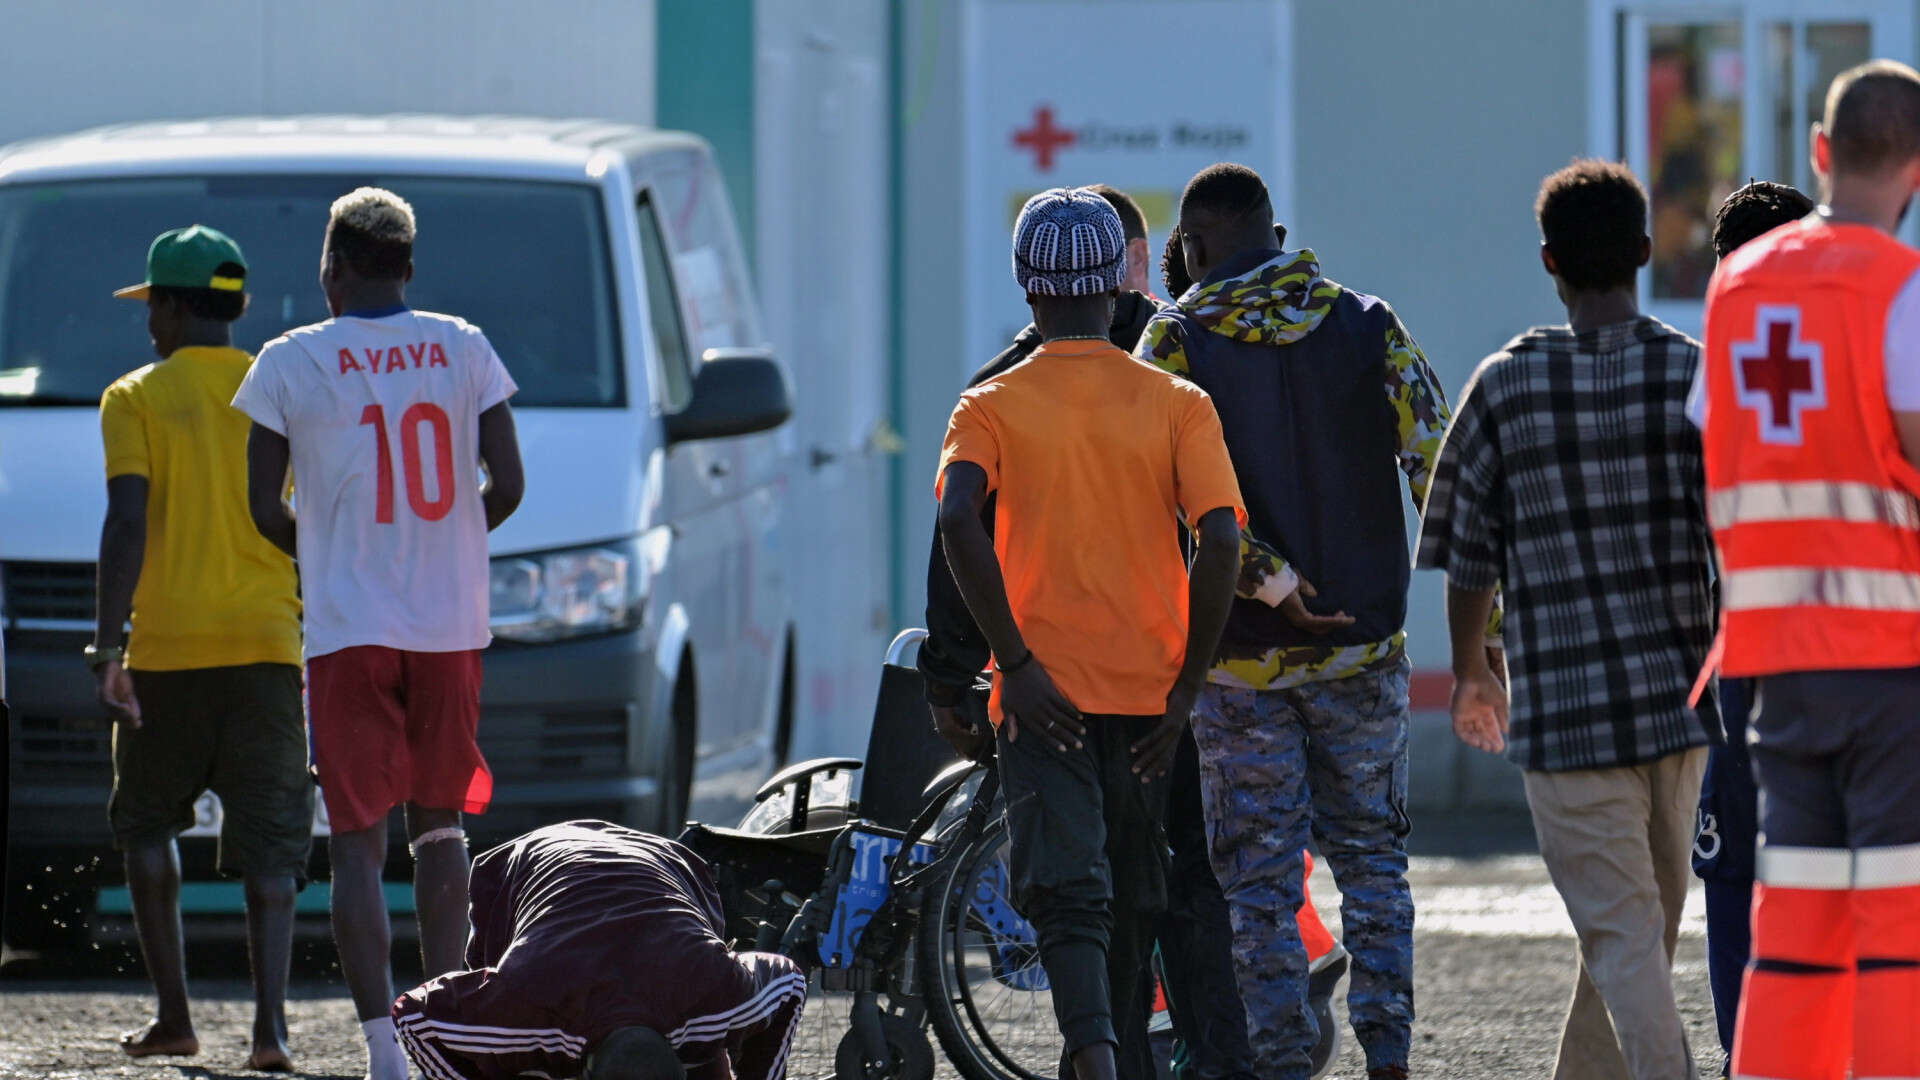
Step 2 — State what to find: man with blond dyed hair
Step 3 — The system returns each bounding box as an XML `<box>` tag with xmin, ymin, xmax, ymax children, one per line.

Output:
<box><xmin>234</xmin><ymin>186</ymin><xmax>525</xmax><ymax>1080</ymax></box>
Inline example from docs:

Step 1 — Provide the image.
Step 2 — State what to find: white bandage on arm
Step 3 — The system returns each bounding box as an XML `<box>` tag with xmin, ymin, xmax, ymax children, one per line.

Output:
<box><xmin>1250</xmin><ymin>563</ymin><xmax>1301</xmax><ymax>608</ymax></box>
<box><xmin>409</xmin><ymin>826</ymin><xmax>467</xmax><ymax>857</ymax></box>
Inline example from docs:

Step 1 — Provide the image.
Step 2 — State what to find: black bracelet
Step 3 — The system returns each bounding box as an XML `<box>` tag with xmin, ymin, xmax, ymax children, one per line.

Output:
<box><xmin>998</xmin><ymin>650</ymin><xmax>1035</xmax><ymax>675</ymax></box>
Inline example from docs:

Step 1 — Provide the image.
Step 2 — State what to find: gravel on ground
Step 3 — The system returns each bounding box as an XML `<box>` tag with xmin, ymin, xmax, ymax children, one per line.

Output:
<box><xmin>0</xmin><ymin>855</ymin><xmax>1727</xmax><ymax>1079</ymax></box>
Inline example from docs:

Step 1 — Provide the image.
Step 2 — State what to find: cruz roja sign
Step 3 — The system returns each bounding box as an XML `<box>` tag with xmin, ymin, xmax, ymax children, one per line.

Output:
<box><xmin>963</xmin><ymin>0</ymin><xmax>1295</xmax><ymax>371</ymax></box>
<box><xmin>1012</xmin><ymin>106</ymin><xmax>1254</xmax><ymax>170</ymax></box>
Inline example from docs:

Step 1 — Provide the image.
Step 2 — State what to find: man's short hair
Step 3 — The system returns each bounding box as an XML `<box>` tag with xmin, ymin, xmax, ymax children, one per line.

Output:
<box><xmin>327</xmin><ymin>186</ymin><xmax>416</xmax><ymax>280</ymax></box>
<box><xmin>149</xmin><ymin>266</ymin><xmax>248</xmax><ymax>323</ymax></box>
<box><xmin>1179</xmin><ymin>163</ymin><xmax>1271</xmax><ymax>227</ymax></box>
<box><xmin>1534</xmin><ymin>159</ymin><xmax>1648</xmax><ymax>292</ymax></box>
<box><xmin>587</xmin><ymin>1027</ymin><xmax>685</xmax><ymax>1080</ymax></box>
<box><xmin>1162</xmin><ymin>221</ymin><xmax>1290</xmax><ymax>297</ymax></box>
<box><xmin>1824</xmin><ymin>60</ymin><xmax>1920</xmax><ymax>175</ymax></box>
<box><xmin>1712</xmin><ymin>180</ymin><xmax>1815</xmax><ymax>258</ymax></box>
<box><xmin>1087</xmin><ymin>184</ymin><xmax>1148</xmax><ymax>242</ymax></box>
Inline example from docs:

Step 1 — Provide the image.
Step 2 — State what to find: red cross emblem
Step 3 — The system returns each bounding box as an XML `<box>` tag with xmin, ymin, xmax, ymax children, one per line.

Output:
<box><xmin>1732</xmin><ymin>305</ymin><xmax>1825</xmax><ymax>445</ymax></box>
<box><xmin>1013</xmin><ymin>106</ymin><xmax>1076</xmax><ymax>172</ymax></box>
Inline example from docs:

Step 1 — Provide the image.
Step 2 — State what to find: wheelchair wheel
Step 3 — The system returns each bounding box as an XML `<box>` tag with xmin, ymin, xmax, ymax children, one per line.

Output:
<box><xmin>917</xmin><ymin>817</ymin><xmax>1062</xmax><ymax>1080</ymax></box>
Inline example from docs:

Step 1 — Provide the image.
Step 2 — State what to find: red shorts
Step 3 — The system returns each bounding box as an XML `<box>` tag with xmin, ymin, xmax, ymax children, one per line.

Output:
<box><xmin>307</xmin><ymin>646</ymin><xmax>492</xmax><ymax>833</ymax></box>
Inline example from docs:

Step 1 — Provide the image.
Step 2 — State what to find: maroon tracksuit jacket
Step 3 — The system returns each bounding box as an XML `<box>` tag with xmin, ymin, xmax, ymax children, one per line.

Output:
<box><xmin>393</xmin><ymin>820</ymin><xmax>805</xmax><ymax>1079</ymax></box>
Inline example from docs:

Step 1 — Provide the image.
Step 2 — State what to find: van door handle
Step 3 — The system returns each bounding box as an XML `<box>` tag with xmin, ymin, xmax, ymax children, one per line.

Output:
<box><xmin>708</xmin><ymin>460</ymin><xmax>731</xmax><ymax>478</ymax></box>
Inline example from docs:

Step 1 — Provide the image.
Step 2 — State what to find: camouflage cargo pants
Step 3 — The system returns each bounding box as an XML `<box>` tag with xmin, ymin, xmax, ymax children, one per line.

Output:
<box><xmin>1192</xmin><ymin>657</ymin><xmax>1414</xmax><ymax>1079</ymax></box>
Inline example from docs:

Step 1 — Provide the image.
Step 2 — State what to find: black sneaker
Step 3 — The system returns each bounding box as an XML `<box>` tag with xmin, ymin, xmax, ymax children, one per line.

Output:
<box><xmin>1366</xmin><ymin>1069</ymin><xmax>1409</xmax><ymax>1080</ymax></box>
<box><xmin>1307</xmin><ymin>944</ymin><xmax>1349</xmax><ymax>1078</ymax></box>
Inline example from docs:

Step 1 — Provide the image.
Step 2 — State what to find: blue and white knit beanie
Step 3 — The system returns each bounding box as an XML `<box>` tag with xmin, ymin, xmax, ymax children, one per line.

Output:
<box><xmin>1012</xmin><ymin>187</ymin><xmax>1126</xmax><ymax>296</ymax></box>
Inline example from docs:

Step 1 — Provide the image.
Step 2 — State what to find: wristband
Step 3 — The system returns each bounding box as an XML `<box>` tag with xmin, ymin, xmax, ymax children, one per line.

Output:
<box><xmin>84</xmin><ymin>644</ymin><xmax>125</xmax><ymax>672</ymax></box>
<box><xmin>998</xmin><ymin>650</ymin><xmax>1035</xmax><ymax>676</ymax></box>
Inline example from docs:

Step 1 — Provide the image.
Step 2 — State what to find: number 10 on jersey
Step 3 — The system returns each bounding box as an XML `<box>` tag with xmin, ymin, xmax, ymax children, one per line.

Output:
<box><xmin>360</xmin><ymin>403</ymin><xmax>455</xmax><ymax>523</ymax></box>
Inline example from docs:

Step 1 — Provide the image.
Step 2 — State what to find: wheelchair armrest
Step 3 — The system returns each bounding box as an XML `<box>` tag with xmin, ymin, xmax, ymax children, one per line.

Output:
<box><xmin>754</xmin><ymin>757</ymin><xmax>864</xmax><ymax>804</ymax></box>
<box><xmin>920</xmin><ymin>758</ymin><xmax>984</xmax><ymax>807</ymax></box>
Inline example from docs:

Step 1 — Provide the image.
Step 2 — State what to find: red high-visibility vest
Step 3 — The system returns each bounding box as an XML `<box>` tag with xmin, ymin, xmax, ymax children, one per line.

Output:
<box><xmin>1702</xmin><ymin>218</ymin><xmax>1920</xmax><ymax>677</ymax></box>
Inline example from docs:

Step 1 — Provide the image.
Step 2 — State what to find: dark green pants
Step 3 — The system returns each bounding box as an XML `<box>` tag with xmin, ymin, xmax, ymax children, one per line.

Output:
<box><xmin>109</xmin><ymin>663</ymin><xmax>313</xmax><ymax>881</ymax></box>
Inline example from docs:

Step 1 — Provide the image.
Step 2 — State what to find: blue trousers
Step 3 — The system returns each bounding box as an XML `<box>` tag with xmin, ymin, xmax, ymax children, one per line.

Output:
<box><xmin>1694</xmin><ymin>677</ymin><xmax>1756</xmax><ymax>1072</ymax></box>
<box><xmin>1192</xmin><ymin>659</ymin><xmax>1413</xmax><ymax>1079</ymax></box>
<box><xmin>1702</xmin><ymin>877</ymin><xmax>1751</xmax><ymax>1072</ymax></box>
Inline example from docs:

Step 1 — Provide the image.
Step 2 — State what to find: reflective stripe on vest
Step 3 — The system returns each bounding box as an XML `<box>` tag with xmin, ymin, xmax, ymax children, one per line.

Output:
<box><xmin>1757</xmin><ymin>845</ymin><xmax>1853</xmax><ymax>889</ymax></box>
<box><xmin>1723</xmin><ymin>567</ymin><xmax>1920</xmax><ymax>612</ymax></box>
<box><xmin>1855</xmin><ymin>842</ymin><xmax>1920</xmax><ymax>889</ymax></box>
<box><xmin>1710</xmin><ymin>480</ymin><xmax>1920</xmax><ymax>530</ymax></box>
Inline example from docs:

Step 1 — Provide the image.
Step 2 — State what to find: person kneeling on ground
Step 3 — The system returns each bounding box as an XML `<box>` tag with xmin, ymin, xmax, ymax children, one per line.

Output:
<box><xmin>393</xmin><ymin>820</ymin><xmax>806</xmax><ymax>1080</ymax></box>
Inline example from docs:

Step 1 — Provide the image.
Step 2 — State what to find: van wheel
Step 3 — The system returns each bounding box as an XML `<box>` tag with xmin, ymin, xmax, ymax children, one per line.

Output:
<box><xmin>657</xmin><ymin>653</ymin><xmax>697</xmax><ymax>834</ymax></box>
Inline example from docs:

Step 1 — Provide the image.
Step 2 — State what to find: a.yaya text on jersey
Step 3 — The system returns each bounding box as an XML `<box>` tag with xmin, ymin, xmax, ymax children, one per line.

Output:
<box><xmin>337</xmin><ymin>343</ymin><xmax>452</xmax><ymax>374</ymax></box>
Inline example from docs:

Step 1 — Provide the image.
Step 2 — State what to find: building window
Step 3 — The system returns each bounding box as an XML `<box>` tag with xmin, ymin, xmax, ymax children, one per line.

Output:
<box><xmin>1593</xmin><ymin>1</ymin><xmax>1913</xmax><ymax>333</ymax></box>
<box><xmin>1644</xmin><ymin>21</ymin><xmax>1744</xmax><ymax>301</ymax></box>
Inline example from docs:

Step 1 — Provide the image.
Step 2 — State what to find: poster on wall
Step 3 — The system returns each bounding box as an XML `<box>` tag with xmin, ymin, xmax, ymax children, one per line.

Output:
<box><xmin>962</xmin><ymin>0</ymin><xmax>1294</xmax><ymax>372</ymax></box>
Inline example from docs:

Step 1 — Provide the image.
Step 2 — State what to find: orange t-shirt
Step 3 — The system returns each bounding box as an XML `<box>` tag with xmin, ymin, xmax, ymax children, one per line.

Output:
<box><xmin>936</xmin><ymin>338</ymin><xmax>1247</xmax><ymax>721</ymax></box>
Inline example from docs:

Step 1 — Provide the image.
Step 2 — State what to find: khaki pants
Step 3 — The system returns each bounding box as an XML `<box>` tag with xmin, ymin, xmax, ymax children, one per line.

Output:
<box><xmin>1524</xmin><ymin>748</ymin><xmax>1707</xmax><ymax>1080</ymax></box>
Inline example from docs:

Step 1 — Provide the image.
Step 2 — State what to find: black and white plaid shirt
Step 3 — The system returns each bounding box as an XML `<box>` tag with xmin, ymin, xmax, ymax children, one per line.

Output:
<box><xmin>1416</xmin><ymin>317</ymin><xmax>1719</xmax><ymax>771</ymax></box>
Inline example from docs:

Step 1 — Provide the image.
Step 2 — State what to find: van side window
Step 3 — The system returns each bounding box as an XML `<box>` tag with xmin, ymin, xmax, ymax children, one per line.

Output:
<box><xmin>648</xmin><ymin>151</ymin><xmax>762</xmax><ymax>352</ymax></box>
<box><xmin>637</xmin><ymin>193</ymin><xmax>695</xmax><ymax>412</ymax></box>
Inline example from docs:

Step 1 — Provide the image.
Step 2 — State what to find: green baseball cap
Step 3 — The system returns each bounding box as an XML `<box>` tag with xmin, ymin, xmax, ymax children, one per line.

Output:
<box><xmin>113</xmin><ymin>225</ymin><xmax>248</xmax><ymax>301</ymax></box>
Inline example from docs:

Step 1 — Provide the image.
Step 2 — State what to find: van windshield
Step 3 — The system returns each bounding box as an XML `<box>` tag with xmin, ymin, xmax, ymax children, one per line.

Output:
<box><xmin>0</xmin><ymin>175</ymin><xmax>623</xmax><ymax>407</ymax></box>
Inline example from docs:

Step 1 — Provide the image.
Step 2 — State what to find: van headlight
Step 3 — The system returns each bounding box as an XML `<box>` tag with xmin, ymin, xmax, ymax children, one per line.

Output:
<box><xmin>490</xmin><ymin>540</ymin><xmax>645</xmax><ymax>643</ymax></box>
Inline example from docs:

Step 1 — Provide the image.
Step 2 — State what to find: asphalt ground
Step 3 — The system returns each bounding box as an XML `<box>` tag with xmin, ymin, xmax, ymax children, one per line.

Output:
<box><xmin>1</xmin><ymin>849</ymin><xmax>1727</xmax><ymax>1080</ymax></box>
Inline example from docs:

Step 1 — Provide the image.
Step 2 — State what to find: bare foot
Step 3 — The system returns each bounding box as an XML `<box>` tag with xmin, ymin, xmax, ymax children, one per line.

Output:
<box><xmin>246</xmin><ymin>1044</ymin><xmax>293</xmax><ymax>1072</ymax></box>
<box><xmin>249</xmin><ymin>1017</ymin><xmax>293</xmax><ymax>1072</ymax></box>
<box><xmin>118</xmin><ymin>1020</ymin><xmax>199</xmax><ymax>1058</ymax></box>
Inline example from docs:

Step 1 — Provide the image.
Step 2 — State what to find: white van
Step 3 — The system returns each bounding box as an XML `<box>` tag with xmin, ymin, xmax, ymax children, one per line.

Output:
<box><xmin>0</xmin><ymin>116</ymin><xmax>797</xmax><ymax>944</ymax></box>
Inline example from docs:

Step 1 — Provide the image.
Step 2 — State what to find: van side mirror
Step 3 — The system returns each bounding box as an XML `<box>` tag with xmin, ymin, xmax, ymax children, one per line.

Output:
<box><xmin>664</xmin><ymin>348</ymin><xmax>792</xmax><ymax>443</ymax></box>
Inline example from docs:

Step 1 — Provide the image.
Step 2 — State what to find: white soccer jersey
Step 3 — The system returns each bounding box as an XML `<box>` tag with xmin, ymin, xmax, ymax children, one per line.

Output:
<box><xmin>233</xmin><ymin>309</ymin><xmax>517</xmax><ymax>659</ymax></box>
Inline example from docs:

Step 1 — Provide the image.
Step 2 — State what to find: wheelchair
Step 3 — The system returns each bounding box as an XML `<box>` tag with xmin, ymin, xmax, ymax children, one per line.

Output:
<box><xmin>680</xmin><ymin>630</ymin><xmax>1061</xmax><ymax>1080</ymax></box>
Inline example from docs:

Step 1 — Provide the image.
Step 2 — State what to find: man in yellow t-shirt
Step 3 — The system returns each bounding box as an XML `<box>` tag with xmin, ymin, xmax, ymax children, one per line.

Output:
<box><xmin>89</xmin><ymin>226</ymin><xmax>307</xmax><ymax>1071</ymax></box>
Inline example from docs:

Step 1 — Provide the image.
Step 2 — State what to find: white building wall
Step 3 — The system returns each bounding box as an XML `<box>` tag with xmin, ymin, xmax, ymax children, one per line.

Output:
<box><xmin>0</xmin><ymin>0</ymin><xmax>657</xmax><ymax>145</ymax></box>
<box><xmin>1291</xmin><ymin>0</ymin><xmax>1592</xmax><ymax>680</ymax></box>
<box><xmin>754</xmin><ymin>0</ymin><xmax>896</xmax><ymax>760</ymax></box>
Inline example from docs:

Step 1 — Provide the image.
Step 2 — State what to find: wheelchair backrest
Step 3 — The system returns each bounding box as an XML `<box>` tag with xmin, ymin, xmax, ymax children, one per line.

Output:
<box><xmin>856</xmin><ymin>661</ymin><xmax>963</xmax><ymax>832</ymax></box>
